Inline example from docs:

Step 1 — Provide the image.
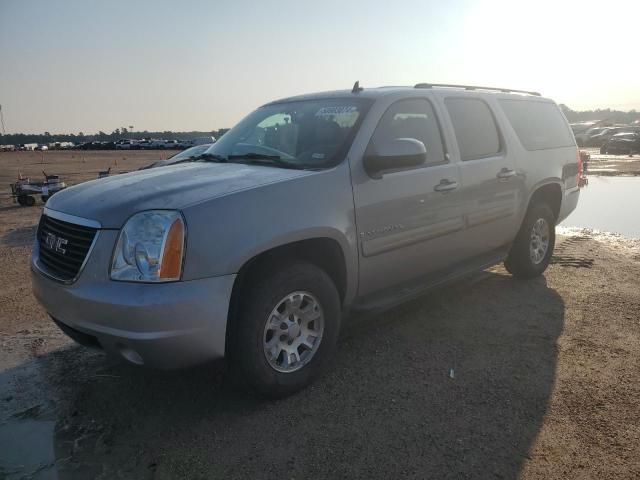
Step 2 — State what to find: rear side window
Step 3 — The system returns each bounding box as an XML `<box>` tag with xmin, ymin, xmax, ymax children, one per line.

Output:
<box><xmin>367</xmin><ymin>98</ymin><xmax>446</xmax><ymax>166</ymax></box>
<box><xmin>445</xmin><ymin>98</ymin><xmax>501</xmax><ymax>161</ymax></box>
<box><xmin>499</xmin><ymin>99</ymin><xmax>575</xmax><ymax>150</ymax></box>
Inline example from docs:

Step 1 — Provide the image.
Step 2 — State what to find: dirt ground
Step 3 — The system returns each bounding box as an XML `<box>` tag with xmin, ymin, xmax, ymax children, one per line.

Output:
<box><xmin>1</xmin><ymin>151</ymin><xmax>639</xmax><ymax>479</ymax></box>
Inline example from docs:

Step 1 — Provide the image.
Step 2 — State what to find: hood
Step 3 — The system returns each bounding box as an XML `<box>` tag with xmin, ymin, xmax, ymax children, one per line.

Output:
<box><xmin>46</xmin><ymin>162</ymin><xmax>313</xmax><ymax>228</ymax></box>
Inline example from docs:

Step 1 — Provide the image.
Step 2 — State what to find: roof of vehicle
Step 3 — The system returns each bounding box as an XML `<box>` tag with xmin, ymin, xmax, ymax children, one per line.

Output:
<box><xmin>265</xmin><ymin>83</ymin><xmax>550</xmax><ymax>106</ymax></box>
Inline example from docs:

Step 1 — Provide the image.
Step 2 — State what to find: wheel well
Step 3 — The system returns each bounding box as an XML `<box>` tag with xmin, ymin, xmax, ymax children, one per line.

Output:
<box><xmin>227</xmin><ymin>238</ymin><xmax>347</xmax><ymax>330</ymax></box>
<box><xmin>528</xmin><ymin>183</ymin><xmax>561</xmax><ymax>221</ymax></box>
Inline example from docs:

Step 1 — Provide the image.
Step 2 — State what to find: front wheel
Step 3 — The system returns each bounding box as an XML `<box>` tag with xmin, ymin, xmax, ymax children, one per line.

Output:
<box><xmin>228</xmin><ymin>262</ymin><xmax>341</xmax><ymax>398</ymax></box>
<box><xmin>505</xmin><ymin>203</ymin><xmax>555</xmax><ymax>278</ymax></box>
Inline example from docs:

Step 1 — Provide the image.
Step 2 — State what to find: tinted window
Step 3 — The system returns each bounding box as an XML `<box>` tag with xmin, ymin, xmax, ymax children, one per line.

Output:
<box><xmin>499</xmin><ymin>99</ymin><xmax>575</xmax><ymax>150</ymax></box>
<box><xmin>367</xmin><ymin>98</ymin><xmax>446</xmax><ymax>166</ymax></box>
<box><xmin>445</xmin><ymin>98</ymin><xmax>501</xmax><ymax>160</ymax></box>
<box><xmin>208</xmin><ymin>98</ymin><xmax>372</xmax><ymax>169</ymax></box>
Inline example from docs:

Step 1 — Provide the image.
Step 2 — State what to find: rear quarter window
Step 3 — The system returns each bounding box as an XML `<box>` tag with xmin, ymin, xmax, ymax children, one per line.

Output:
<box><xmin>499</xmin><ymin>99</ymin><xmax>575</xmax><ymax>151</ymax></box>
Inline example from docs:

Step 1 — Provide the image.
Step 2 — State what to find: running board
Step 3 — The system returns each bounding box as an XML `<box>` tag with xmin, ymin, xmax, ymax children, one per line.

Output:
<box><xmin>350</xmin><ymin>248</ymin><xmax>509</xmax><ymax>314</ymax></box>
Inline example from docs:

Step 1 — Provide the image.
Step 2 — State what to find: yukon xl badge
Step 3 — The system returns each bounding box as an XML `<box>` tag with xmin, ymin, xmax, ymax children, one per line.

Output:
<box><xmin>45</xmin><ymin>232</ymin><xmax>68</xmax><ymax>254</ymax></box>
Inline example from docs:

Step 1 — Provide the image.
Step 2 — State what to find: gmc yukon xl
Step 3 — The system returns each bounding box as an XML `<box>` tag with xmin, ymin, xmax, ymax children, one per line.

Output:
<box><xmin>32</xmin><ymin>83</ymin><xmax>581</xmax><ymax>397</ymax></box>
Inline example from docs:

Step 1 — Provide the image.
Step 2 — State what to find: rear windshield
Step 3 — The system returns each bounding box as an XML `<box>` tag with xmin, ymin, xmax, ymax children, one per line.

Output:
<box><xmin>499</xmin><ymin>99</ymin><xmax>575</xmax><ymax>151</ymax></box>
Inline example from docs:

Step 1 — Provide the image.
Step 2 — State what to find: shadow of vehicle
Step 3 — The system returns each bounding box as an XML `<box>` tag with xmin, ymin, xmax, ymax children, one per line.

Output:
<box><xmin>1</xmin><ymin>225</ymin><xmax>37</xmax><ymax>247</ymax></box>
<box><xmin>0</xmin><ymin>270</ymin><xmax>564</xmax><ymax>479</ymax></box>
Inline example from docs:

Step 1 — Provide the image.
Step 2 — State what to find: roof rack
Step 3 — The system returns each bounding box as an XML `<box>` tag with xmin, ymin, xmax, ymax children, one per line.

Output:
<box><xmin>414</xmin><ymin>83</ymin><xmax>541</xmax><ymax>96</ymax></box>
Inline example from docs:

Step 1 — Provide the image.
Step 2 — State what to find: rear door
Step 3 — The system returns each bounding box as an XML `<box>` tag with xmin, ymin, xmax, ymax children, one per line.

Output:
<box><xmin>439</xmin><ymin>95</ymin><xmax>522</xmax><ymax>258</ymax></box>
<box><xmin>350</xmin><ymin>97</ymin><xmax>466</xmax><ymax>297</ymax></box>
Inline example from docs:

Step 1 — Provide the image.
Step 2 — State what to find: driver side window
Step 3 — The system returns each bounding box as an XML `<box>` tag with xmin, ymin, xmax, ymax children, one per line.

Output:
<box><xmin>367</xmin><ymin>98</ymin><xmax>447</xmax><ymax>167</ymax></box>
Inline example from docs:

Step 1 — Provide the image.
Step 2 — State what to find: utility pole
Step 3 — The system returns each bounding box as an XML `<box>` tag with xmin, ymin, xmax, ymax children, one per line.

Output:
<box><xmin>0</xmin><ymin>104</ymin><xmax>6</xmax><ymax>135</ymax></box>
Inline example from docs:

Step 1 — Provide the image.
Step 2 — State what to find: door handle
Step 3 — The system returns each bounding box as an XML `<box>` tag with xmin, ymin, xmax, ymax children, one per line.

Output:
<box><xmin>497</xmin><ymin>168</ymin><xmax>516</xmax><ymax>180</ymax></box>
<box><xmin>434</xmin><ymin>179</ymin><xmax>459</xmax><ymax>193</ymax></box>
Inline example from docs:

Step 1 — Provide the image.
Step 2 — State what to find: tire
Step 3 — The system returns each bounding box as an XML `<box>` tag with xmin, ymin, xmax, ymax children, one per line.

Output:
<box><xmin>228</xmin><ymin>261</ymin><xmax>341</xmax><ymax>398</ymax></box>
<box><xmin>17</xmin><ymin>195</ymin><xmax>26</xmax><ymax>206</ymax></box>
<box><xmin>24</xmin><ymin>195</ymin><xmax>36</xmax><ymax>207</ymax></box>
<box><xmin>505</xmin><ymin>203</ymin><xmax>555</xmax><ymax>278</ymax></box>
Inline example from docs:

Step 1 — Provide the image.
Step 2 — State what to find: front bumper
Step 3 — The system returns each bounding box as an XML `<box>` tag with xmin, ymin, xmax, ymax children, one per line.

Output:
<box><xmin>31</xmin><ymin>231</ymin><xmax>236</xmax><ymax>369</ymax></box>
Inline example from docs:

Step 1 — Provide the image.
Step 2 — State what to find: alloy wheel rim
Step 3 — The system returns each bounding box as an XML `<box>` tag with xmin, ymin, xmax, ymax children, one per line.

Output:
<box><xmin>262</xmin><ymin>291</ymin><xmax>324</xmax><ymax>373</ymax></box>
<box><xmin>529</xmin><ymin>218</ymin><xmax>550</xmax><ymax>265</ymax></box>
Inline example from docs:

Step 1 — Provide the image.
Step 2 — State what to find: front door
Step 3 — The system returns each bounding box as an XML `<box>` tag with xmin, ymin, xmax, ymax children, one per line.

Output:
<box><xmin>350</xmin><ymin>97</ymin><xmax>466</xmax><ymax>298</ymax></box>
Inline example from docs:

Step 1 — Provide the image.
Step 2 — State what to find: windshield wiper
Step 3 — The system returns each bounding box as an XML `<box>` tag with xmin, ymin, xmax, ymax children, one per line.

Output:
<box><xmin>227</xmin><ymin>153</ymin><xmax>303</xmax><ymax>169</ymax></box>
<box><xmin>172</xmin><ymin>153</ymin><xmax>228</xmax><ymax>165</ymax></box>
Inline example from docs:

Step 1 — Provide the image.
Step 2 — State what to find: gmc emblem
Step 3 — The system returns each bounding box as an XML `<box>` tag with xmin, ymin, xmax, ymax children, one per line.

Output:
<box><xmin>44</xmin><ymin>232</ymin><xmax>68</xmax><ymax>254</ymax></box>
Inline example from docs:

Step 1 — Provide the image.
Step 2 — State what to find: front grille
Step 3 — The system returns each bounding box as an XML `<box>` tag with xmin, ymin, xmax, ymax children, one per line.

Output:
<box><xmin>37</xmin><ymin>214</ymin><xmax>97</xmax><ymax>281</ymax></box>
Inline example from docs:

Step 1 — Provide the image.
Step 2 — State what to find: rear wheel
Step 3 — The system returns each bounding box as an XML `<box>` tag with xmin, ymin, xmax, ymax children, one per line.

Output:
<box><xmin>505</xmin><ymin>203</ymin><xmax>555</xmax><ymax>278</ymax></box>
<box><xmin>228</xmin><ymin>262</ymin><xmax>341</xmax><ymax>398</ymax></box>
<box><xmin>23</xmin><ymin>195</ymin><xmax>36</xmax><ymax>207</ymax></box>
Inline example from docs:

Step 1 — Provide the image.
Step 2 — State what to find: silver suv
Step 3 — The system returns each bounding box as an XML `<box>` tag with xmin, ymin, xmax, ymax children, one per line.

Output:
<box><xmin>32</xmin><ymin>83</ymin><xmax>581</xmax><ymax>397</ymax></box>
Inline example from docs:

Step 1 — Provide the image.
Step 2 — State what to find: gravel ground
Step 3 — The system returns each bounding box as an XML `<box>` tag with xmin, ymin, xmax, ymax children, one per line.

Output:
<box><xmin>1</xmin><ymin>151</ymin><xmax>639</xmax><ymax>479</ymax></box>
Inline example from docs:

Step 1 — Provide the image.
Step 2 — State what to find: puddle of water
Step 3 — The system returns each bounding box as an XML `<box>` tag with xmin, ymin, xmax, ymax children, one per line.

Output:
<box><xmin>561</xmin><ymin>176</ymin><xmax>640</xmax><ymax>239</ymax></box>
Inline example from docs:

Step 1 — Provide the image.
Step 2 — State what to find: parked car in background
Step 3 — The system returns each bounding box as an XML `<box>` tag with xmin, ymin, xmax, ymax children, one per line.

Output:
<box><xmin>574</xmin><ymin>126</ymin><xmax>605</xmax><ymax>147</ymax></box>
<box><xmin>587</xmin><ymin>127</ymin><xmax>626</xmax><ymax>147</ymax></box>
<box><xmin>32</xmin><ymin>83</ymin><xmax>581</xmax><ymax>397</ymax></box>
<box><xmin>600</xmin><ymin>132</ymin><xmax>640</xmax><ymax>155</ymax></box>
<box><xmin>570</xmin><ymin>122</ymin><xmax>597</xmax><ymax>134</ymax></box>
<box><xmin>139</xmin><ymin>143</ymin><xmax>214</xmax><ymax>169</ymax></box>
<box><xmin>115</xmin><ymin>140</ymin><xmax>140</xmax><ymax>150</ymax></box>
<box><xmin>138</xmin><ymin>139</ymin><xmax>153</xmax><ymax>149</ymax></box>
<box><xmin>150</xmin><ymin>139</ymin><xmax>169</xmax><ymax>149</ymax></box>
<box><xmin>164</xmin><ymin>140</ymin><xmax>179</xmax><ymax>149</ymax></box>
<box><xmin>179</xmin><ymin>136</ymin><xmax>217</xmax><ymax>149</ymax></box>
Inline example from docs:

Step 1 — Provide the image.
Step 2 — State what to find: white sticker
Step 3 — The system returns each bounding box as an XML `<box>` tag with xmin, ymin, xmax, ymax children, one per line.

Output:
<box><xmin>315</xmin><ymin>106</ymin><xmax>358</xmax><ymax>117</ymax></box>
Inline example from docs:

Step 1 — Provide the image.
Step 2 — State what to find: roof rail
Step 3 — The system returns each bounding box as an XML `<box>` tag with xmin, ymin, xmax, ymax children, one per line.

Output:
<box><xmin>414</xmin><ymin>83</ymin><xmax>541</xmax><ymax>96</ymax></box>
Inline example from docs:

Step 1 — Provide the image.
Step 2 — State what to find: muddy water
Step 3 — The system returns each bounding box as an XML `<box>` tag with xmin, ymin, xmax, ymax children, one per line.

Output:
<box><xmin>561</xmin><ymin>176</ymin><xmax>640</xmax><ymax>238</ymax></box>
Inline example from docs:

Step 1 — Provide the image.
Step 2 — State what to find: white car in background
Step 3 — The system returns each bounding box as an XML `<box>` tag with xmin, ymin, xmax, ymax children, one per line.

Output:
<box><xmin>150</xmin><ymin>139</ymin><xmax>168</xmax><ymax>149</ymax></box>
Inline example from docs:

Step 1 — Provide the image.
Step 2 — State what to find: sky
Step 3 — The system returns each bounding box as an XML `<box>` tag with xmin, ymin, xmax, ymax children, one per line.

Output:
<box><xmin>1</xmin><ymin>0</ymin><xmax>639</xmax><ymax>134</ymax></box>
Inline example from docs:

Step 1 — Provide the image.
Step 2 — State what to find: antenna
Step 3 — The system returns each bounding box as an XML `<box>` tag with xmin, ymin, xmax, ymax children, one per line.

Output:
<box><xmin>352</xmin><ymin>81</ymin><xmax>363</xmax><ymax>94</ymax></box>
<box><xmin>0</xmin><ymin>104</ymin><xmax>6</xmax><ymax>135</ymax></box>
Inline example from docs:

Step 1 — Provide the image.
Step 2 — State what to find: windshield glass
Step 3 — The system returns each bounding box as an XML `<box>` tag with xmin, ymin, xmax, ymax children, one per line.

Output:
<box><xmin>168</xmin><ymin>144</ymin><xmax>212</xmax><ymax>161</ymax></box>
<box><xmin>205</xmin><ymin>98</ymin><xmax>372</xmax><ymax>169</ymax></box>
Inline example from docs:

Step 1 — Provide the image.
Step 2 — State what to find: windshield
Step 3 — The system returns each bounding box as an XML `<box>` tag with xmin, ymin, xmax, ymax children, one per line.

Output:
<box><xmin>167</xmin><ymin>144</ymin><xmax>212</xmax><ymax>161</ymax></box>
<box><xmin>204</xmin><ymin>98</ymin><xmax>372</xmax><ymax>169</ymax></box>
<box><xmin>139</xmin><ymin>143</ymin><xmax>214</xmax><ymax>169</ymax></box>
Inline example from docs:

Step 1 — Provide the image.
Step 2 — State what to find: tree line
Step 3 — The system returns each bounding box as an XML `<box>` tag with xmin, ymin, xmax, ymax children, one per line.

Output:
<box><xmin>0</xmin><ymin>128</ymin><xmax>230</xmax><ymax>145</ymax></box>
<box><xmin>2</xmin><ymin>106</ymin><xmax>640</xmax><ymax>146</ymax></box>
<box><xmin>559</xmin><ymin>105</ymin><xmax>640</xmax><ymax>125</ymax></box>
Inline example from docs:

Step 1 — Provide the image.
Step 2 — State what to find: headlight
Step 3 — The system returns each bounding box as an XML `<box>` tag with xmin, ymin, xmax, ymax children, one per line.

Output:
<box><xmin>110</xmin><ymin>210</ymin><xmax>185</xmax><ymax>282</ymax></box>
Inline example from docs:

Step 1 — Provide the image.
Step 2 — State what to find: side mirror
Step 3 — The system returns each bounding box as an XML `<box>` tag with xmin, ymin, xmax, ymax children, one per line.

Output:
<box><xmin>363</xmin><ymin>138</ymin><xmax>427</xmax><ymax>178</ymax></box>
